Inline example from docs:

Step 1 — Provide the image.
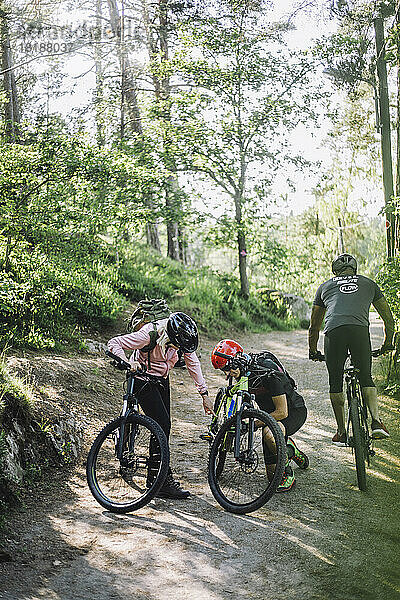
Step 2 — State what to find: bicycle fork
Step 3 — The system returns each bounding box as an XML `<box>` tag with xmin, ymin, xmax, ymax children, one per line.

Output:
<box><xmin>233</xmin><ymin>394</ymin><xmax>255</xmax><ymax>459</ymax></box>
<box><xmin>116</xmin><ymin>377</ymin><xmax>136</xmax><ymax>461</ymax></box>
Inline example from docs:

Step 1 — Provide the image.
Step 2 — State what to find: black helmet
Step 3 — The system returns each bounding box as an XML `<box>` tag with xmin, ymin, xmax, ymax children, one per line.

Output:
<box><xmin>167</xmin><ymin>312</ymin><xmax>199</xmax><ymax>353</ymax></box>
<box><xmin>332</xmin><ymin>253</ymin><xmax>357</xmax><ymax>275</ymax></box>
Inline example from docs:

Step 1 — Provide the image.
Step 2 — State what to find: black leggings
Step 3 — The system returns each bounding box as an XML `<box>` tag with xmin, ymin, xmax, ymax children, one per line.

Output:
<box><xmin>324</xmin><ymin>325</ymin><xmax>375</xmax><ymax>393</ymax></box>
<box><xmin>135</xmin><ymin>376</ymin><xmax>171</xmax><ymax>441</ymax></box>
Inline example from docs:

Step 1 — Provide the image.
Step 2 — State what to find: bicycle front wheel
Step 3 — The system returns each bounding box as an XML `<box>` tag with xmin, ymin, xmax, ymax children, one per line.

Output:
<box><xmin>86</xmin><ymin>413</ymin><xmax>169</xmax><ymax>513</ymax></box>
<box><xmin>348</xmin><ymin>387</ymin><xmax>367</xmax><ymax>491</ymax></box>
<box><xmin>208</xmin><ymin>408</ymin><xmax>286</xmax><ymax>514</ymax></box>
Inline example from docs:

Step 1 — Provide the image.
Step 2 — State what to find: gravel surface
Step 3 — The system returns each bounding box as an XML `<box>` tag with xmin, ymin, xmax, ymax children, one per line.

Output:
<box><xmin>0</xmin><ymin>317</ymin><xmax>399</xmax><ymax>600</ymax></box>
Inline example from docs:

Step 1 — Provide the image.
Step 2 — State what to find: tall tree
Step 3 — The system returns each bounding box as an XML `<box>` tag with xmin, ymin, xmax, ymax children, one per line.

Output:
<box><xmin>320</xmin><ymin>0</ymin><xmax>399</xmax><ymax>257</ymax></box>
<box><xmin>172</xmin><ymin>0</ymin><xmax>319</xmax><ymax>296</ymax></box>
<box><xmin>142</xmin><ymin>0</ymin><xmax>189</xmax><ymax>261</ymax></box>
<box><xmin>0</xmin><ymin>1</ymin><xmax>20</xmax><ymax>142</ymax></box>
<box><xmin>105</xmin><ymin>0</ymin><xmax>162</xmax><ymax>251</ymax></box>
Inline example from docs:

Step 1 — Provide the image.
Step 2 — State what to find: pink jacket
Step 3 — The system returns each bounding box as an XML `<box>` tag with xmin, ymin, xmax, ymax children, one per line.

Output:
<box><xmin>107</xmin><ymin>321</ymin><xmax>208</xmax><ymax>395</ymax></box>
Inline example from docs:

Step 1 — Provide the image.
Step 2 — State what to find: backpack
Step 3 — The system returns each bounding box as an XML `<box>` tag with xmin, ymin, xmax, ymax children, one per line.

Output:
<box><xmin>249</xmin><ymin>350</ymin><xmax>297</xmax><ymax>390</ymax></box>
<box><xmin>127</xmin><ymin>299</ymin><xmax>171</xmax><ymax>366</ymax></box>
<box><xmin>249</xmin><ymin>350</ymin><xmax>305</xmax><ymax>410</ymax></box>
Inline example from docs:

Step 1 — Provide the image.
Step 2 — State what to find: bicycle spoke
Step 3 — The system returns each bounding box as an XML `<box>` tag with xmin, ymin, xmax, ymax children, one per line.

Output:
<box><xmin>87</xmin><ymin>414</ymin><xmax>169</xmax><ymax>513</ymax></box>
<box><xmin>209</xmin><ymin>409</ymin><xmax>286</xmax><ymax>513</ymax></box>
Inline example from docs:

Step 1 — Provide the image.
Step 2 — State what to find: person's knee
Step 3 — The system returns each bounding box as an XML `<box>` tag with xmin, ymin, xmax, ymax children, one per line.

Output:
<box><xmin>328</xmin><ymin>378</ymin><xmax>343</xmax><ymax>395</ymax></box>
<box><xmin>359</xmin><ymin>375</ymin><xmax>375</xmax><ymax>388</ymax></box>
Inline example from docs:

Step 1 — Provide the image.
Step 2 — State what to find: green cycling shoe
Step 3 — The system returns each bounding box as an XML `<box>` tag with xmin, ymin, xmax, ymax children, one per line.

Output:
<box><xmin>287</xmin><ymin>437</ymin><xmax>309</xmax><ymax>470</ymax></box>
<box><xmin>276</xmin><ymin>464</ymin><xmax>296</xmax><ymax>493</ymax></box>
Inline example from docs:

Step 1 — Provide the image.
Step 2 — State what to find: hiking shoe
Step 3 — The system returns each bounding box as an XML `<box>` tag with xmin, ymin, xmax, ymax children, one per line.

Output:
<box><xmin>332</xmin><ymin>431</ymin><xmax>347</xmax><ymax>446</ymax></box>
<box><xmin>156</xmin><ymin>474</ymin><xmax>190</xmax><ymax>499</ymax></box>
<box><xmin>276</xmin><ymin>466</ymin><xmax>295</xmax><ymax>493</ymax></box>
<box><xmin>287</xmin><ymin>438</ymin><xmax>309</xmax><ymax>469</ymax></box>
<box><xmin>371</xmin><ymin>419</ymin><xmax>390</xmax><ymax>439</ymax></box>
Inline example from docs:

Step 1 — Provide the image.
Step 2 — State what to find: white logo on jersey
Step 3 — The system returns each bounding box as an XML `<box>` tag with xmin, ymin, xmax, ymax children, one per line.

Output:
<box><xmin>340</xmin><ymin>283</ymin><xmax>358</xmax><ymax>294</ymax></box>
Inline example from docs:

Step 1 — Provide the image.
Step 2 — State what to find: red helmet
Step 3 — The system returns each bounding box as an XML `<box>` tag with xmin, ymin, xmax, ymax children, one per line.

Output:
<box><xmin>211</xmin><ymin>339</ymin><xmax>243</xmax><ymax>370</ymax></box>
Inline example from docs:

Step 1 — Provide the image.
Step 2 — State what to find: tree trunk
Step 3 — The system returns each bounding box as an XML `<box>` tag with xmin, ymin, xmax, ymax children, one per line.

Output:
<box><xmin>374</xmin><ymin>16</ymin><xmax>395</xmax><ymax>258</ymax></box>
<box><xmin>234</xmin><ymin>190</ymin><xmax>249</xmax><ymax>298</ymax></box>
<box><xmin>166</xmin><ymin>187</ymin><xmax>179</xmax><ymax>260</ymax></box>
<box><xmin>1</xmin><ymin>4</ymin><xmax>20</xmax><ymax>142</ymax></box>
<box><xmin>106</xmin><ymin>0</ymin><xmax>143</xmax><ymax>137</ymax></box>
<box><xmin>94</xmin><ymin>0</ymin><xmax>105</xmax><ymax>147</ymax></box>
<box><xmin>141</xmin><ymin>0</ymin><xmax>183</xmax><ymax>261</ymax></box>
<box><xmin>107</xmin><ymin>0</ymin><xmax>161</xmax><ymax>252</ymax></box>
<box><xmin>146</xmin><ymin>220</ymin><xmax>161</xmax><ymax>252</ymax></box>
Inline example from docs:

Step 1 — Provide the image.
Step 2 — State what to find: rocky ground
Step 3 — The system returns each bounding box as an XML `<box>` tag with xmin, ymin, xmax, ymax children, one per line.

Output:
<box><xmin>0</xmin><ymin>316</ymin><xmax>399</xmax><ymax>600</ymax></box>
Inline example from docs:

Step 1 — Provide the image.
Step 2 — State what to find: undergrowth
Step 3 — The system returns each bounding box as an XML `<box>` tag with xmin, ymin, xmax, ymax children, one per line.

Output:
<box><xmin>0</xmin><ymin>234</ymin><xmax>296</xmax><ymax>351</ymax></box>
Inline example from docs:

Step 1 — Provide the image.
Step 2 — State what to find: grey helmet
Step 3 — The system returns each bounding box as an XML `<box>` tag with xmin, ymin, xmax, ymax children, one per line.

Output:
<box><xmin>332</xmin><ymin>253</ymin><xmax>357</xmax><ymax>275</ymax></box>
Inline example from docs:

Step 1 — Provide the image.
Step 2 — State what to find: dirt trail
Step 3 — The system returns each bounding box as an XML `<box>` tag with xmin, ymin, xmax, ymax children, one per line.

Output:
<box><xmin>1</xmin><ymin>318</ymin><xmax>399</xmax><ymax>600</ymax></box>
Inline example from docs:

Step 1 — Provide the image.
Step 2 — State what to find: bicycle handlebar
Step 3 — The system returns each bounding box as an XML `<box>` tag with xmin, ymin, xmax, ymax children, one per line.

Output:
<box><xmin>309</xmin><ymin>347</ymin><xmax>394</xmax><ymax>362</ymax></box>
<box><xmin>105</xmin><ymin>350</ymin><xmax>147</xmax><ymax>374</ymax></box>
<box><xmin>371</xmin><ymin>346</ymin><xmax>395</xmax><ymax>357</ymax></box>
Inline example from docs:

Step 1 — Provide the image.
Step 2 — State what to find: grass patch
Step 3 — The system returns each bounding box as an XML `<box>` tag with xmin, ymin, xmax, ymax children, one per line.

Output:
<box><xmin>0</xmin><ymin>357</ymin><xmax>35</xmax><ymax>425</ymax></box>
<box><xmin>0</xmin><ymin>234</ymin><xmax>295</xmax><ymax>351</ymax></box>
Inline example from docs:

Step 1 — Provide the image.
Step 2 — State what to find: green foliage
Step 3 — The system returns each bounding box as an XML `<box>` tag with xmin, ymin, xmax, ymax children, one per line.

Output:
<box><xmin>117</xmin><ymin>246</ymin><xmax>289</xmax><ymax>335</ymax></box>
<box><xmin>0</xmin><ymin>228</ymin><xmax>291</xmax><ymax>350</ymax></box>
<box><xmin>256</xmin><ymin>289</ymin><xmax>300</xmax><ymax>327</ymax></box>
<box><xmin>0</xmin><ymin>358</ymin><xmax>35</xmax><ymax>425</ymax></box>
<box><xmin>376</xmin><ymin>258</ymin><xmax>400</xmax><ymax>324</ymax></box>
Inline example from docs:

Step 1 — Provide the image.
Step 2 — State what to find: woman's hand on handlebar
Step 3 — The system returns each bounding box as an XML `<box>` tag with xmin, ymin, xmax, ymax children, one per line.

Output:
<box><xmin>129</xmin><ymin>361</ymin><xmax>147</xmax><ymax>374</ymax></box>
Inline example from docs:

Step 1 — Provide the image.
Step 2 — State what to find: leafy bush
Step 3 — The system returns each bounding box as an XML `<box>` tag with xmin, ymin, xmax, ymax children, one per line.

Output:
<box><xmin>376</xmin><ymin>259</ymin><xmax>400</xmax><ymax>324</ymax></box>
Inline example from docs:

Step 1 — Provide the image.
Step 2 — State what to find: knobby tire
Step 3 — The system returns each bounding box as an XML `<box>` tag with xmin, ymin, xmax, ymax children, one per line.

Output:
<box><xmin>348</xmin><ymin>385</ymin><xmax>367</xmax><ymax>492</ymax></box>
<box><xmin>208</xmin><ymin>408</ymin><xmax>286</xmax><ymax>514</ymax></box>
<box><xmin>87</xmin><ymin>413</ymin><xmax>169</xmax><ymax>513</ymax></box>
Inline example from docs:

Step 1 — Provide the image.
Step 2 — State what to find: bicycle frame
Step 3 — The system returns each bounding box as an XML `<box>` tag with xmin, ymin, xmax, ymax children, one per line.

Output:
<box><xmin>115</xmin><ymin>370</ymin><xmax>148</xmax><ymax>462</ymax></box>
<box><xmin>215</xmin><ymin>376</ymin><xmax>256</xmax><ymax>460</ymax></box>
<box><xmin>344</xmin><ymin>363</ymin><xmax>373</xmax><ymax>457</ymax></box>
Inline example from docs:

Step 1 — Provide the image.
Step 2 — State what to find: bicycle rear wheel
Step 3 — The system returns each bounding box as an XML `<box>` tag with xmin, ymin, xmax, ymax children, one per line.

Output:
<box><xmin>208</xmin><ymin>408</ymin><xmax>286</xmax><ymax>514</ymax></box>
<box><xmin>86</xmin><ymin>413</ymin><xmax>169</xmax><ymax>513</ymax></box>
<box><xmin>348</xmin><ymin>384</ymin><xmax>367</xmax><ymax>492</ymax></box>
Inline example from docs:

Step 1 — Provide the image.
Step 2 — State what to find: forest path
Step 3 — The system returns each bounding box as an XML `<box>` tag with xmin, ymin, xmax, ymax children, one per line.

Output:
<box><xmin>1</xmin><ymin>318</ymin><xmax>399</xmax><ymax>600</ymax></box>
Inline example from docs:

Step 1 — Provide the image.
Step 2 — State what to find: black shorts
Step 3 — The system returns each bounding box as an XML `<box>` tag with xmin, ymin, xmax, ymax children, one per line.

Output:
<box><xmin>281</xmin><ymin>406</ymin><xmax>307</xmax><ymax>439</ymax></box>
<box><xmin>255</xmin><ymin>397</ymin><xmax>307</xmax><ymax>440</ymax></box>
<box><xmin>324</xmin><ymin>325</ymin><xmax>374</xmax><ymax>393</ymax></box>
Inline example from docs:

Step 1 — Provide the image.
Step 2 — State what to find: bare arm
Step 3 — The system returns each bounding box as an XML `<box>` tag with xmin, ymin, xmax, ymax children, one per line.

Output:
<box><xmin>308</xmin><ymin>305</ymin><xmax>326</xmax><ymax>353</ymax></box>
<box><xmin>269</xmin><ymin>394</ymin><xmax>289</xmax><ymax>421</ymax></box>
<box><xmin>373</xmin><ymin>296</ymin><xmax>395</xmax><ymax>347</ymax></box>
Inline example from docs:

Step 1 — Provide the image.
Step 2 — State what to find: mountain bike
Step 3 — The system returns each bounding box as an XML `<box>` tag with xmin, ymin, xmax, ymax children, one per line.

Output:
<box><xmin>86</xmin><ymin>351</ymin><xmax>169</xmax><ymax>513</ymax></box>
<box><xmin>343</xmin><ymin>355</ymin><xmax>372</xmax><ymax>491</ymax></box>
<box><xmin>206</xmin><ymin>375</ymin><xmax>286</xmax><ymax>514</ymax></box>
<box><xmin>317</xmin><ymin>348</ymin><xmax>390</xmax><ymax>491</ymax></box>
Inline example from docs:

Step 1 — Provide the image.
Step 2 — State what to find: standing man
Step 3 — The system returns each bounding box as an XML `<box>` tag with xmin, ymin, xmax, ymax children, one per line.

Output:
<box><xmin>308</xmin><ymin>253</ymin><xmax>395</xmax><ymax>444</ymax></box>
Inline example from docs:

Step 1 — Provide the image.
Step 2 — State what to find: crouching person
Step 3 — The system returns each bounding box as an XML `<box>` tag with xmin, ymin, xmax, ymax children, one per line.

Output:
<box><xmin>211</xmin><ymin>340</ymin><xmax>309</xmax><ymax>492</ymax></box>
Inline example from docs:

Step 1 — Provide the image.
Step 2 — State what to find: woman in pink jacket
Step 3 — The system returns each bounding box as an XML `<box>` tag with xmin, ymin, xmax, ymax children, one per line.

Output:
<box><xmin>108</xmin><ymin>312</ymin><xmax>213</xmax><ymax>499</ymax></box>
